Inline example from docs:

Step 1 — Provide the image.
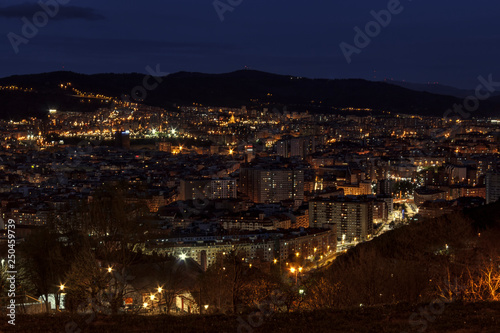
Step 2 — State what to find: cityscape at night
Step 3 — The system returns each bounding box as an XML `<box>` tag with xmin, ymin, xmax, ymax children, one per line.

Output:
<box><xmin>1</xmin><ymin>1</ymin><xmax>500</xmax><ymax>332</ymax></box>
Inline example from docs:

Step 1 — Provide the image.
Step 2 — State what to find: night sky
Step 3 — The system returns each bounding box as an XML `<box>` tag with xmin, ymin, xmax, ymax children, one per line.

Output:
<box><xmin>1</xmin><ymin>0</ymin><xmax>499</xmax><ymax>88</ymax></box>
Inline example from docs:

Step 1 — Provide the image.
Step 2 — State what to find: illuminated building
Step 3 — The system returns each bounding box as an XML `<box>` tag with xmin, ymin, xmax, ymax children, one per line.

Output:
<box><xmin>309</xmin><ymin>196</ymin><xmax>374</xmax><ymax>241</ymax></box>
<box><xmin>239</xmin><ymin>167</ymin><xmax>304</xmax><ymax>204</ymax></box>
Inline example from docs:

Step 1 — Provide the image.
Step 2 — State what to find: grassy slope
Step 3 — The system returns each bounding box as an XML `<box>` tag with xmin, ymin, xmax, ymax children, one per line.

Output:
<box><xmin>2</xmin><ymin>302</ymin><xmax>500</xmax><ymax>332</ymax></box>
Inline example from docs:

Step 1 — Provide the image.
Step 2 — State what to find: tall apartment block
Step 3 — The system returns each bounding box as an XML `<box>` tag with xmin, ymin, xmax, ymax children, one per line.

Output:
<box><xmin>309</xmin><ymin>196</ymin><xmax>374</xmax><ymax>241</ymax></box>
<box><xmin>486</xmin><ymin>172</ymin><xmax>500</xmax><ymax>204</ymax></box>
<box><xmin>239</xmin><ymin>167</ymin><xmax>304</xmax><ymax>204</ymax></box>
<box><xmin>276</xmin><ymin>136</ymin><xmax>316</xmax><ymax>158</ymax></box>
<box><xmin>179</xmin><ymin>179</ymin><xmax>237</xmax><ymax>201</ymax></box>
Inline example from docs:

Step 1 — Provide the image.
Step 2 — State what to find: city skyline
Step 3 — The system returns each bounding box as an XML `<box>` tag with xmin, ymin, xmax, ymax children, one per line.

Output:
<box><xmin>1</xmin><ymin>1</ymin><xmax>500</xmax><ymax>331</ymax></box>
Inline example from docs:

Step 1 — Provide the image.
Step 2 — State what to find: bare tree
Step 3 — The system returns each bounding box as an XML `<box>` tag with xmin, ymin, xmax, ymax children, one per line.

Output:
<box><xmin>18</xmin><ymin>228</ymin><xmax>68</xmax><ymax>312</ymax></box>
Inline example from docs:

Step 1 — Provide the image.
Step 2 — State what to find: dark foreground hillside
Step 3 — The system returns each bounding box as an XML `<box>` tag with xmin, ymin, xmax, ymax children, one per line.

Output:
<box><xmin>2</xmin><ymin>302</ymin><xmax>500</xmax><ymax>333</ymax></box>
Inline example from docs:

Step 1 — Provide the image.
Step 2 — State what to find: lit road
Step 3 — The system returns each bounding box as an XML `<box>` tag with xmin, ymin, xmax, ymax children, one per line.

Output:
<box><xmin>304</xmin><ymin>250</ymin><xmax>341</xmax><ymax>272</ymax></box>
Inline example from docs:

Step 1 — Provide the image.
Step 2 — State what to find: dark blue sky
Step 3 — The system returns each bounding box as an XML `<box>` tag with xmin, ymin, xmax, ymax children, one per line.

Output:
<box><xmin>1</xmin><ymin>0</ymin><xmax>499</xmax><ymax>88</ymax></box>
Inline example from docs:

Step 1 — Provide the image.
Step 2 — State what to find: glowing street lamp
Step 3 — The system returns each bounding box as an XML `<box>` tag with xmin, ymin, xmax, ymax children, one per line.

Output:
<box><xmin>57</xmin><ymin>284</ymin><xmax>65</xmax><ymax>311</ymax></box>
<box><xmin>107</xmin><ymin>266</ymin><xmax>113</xmax><ymax>273</ymax></box>
<box><xmin>290</xmin><ymin>267</ymin><xmax>302</xmax><ymax>285</ymax></box>
<box><xmin>156</xmin><ymin>287</ymin><xmax>163</xmax><ymax>312</ymax></box>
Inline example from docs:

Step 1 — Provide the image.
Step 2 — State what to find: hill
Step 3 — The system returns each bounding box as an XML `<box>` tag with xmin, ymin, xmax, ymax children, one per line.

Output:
<box><xmin>4</xmin><ymin>302</ymin><xmax>500</xmax><ymax>332</ymax></box>
<box><xmin>389</xmin><ymin>80</ymin><xmax>500</xmax><ymax>100</ymax></box>
<box><xmin>306</xmin><ymin>200</ymin><xmax>500</xmax><ymax>311</ymax></box>
<box><xmin>1</xmin><ymin>70</ymin><xmax>496</xmax><ymax>120</ymax></box>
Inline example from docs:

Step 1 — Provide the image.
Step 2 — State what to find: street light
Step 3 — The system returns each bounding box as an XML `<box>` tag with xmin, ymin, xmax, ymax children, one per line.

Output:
<box><xmin>57</xmin><ymin>284</ymin><xmax>65</xmax><ymax>311</ymax></box>
<box><xmin>290</xmin><ymin>267</ymin><xmax>303</xmax><ymax>285</ymax></box>
<box><xmin>107</xmin><ymin>266</ymin><xmax>113</xmax><ymax>273</ymax></box>
<box><xmin>157</xmin><ymin>287</ymin><xmax>163</xmax><ymax>313</ymax></box>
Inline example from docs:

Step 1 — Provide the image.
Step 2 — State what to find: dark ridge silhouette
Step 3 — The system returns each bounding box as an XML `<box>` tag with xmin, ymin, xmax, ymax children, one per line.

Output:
<box><xmin>0</xmin><ymin>70</ymin><xmax>497</xmax><ymax>120</ymax></box>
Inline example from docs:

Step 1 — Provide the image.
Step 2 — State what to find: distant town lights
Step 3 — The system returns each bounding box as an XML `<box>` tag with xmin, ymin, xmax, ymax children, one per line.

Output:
<box><xmin>49</xmin><ymin>109</ymin><xmax>57</xmax><ymax>114</ymax></box>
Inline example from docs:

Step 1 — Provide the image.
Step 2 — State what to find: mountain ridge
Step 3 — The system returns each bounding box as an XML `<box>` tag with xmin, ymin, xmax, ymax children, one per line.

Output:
<box><xmin>0</xmin><ymin>70</ymin><xmax>497</xmax><ymax>120</ymax></box>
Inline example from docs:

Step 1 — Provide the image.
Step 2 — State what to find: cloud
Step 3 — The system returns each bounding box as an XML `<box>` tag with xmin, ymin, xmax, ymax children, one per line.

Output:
<box><xmin>0</xmin><ymin>2</ymin><xmax>105</xmax><ymax>21</ymax></box>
